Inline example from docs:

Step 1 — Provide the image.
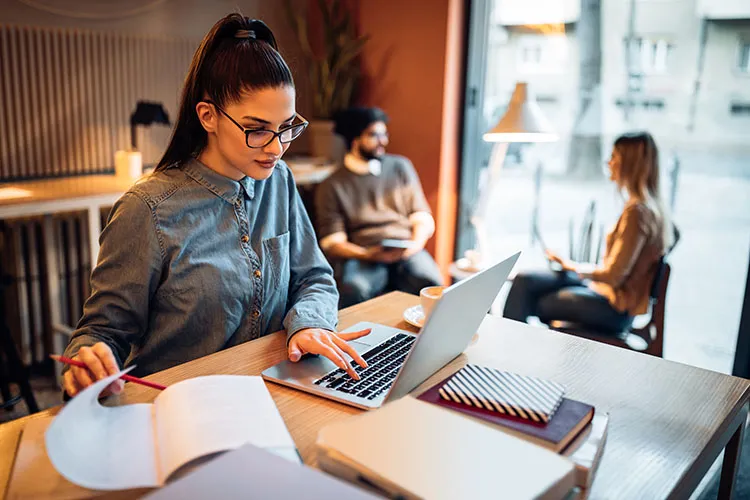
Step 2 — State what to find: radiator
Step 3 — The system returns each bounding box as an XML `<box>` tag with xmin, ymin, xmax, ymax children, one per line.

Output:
<box><xmin>0</xmin><ymin>24</ymin><xmax>196</xmax><ymax>181</ymax></box>
<box><xmin>0</xmin><ymin>210</ymin><xmax>107</xmax><ymax>365</ymax></box>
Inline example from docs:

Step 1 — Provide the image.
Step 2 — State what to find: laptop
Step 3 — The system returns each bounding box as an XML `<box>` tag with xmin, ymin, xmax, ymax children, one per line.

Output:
<box><xmin>261</xmin><ymin>251</ymin><xmax>520</xmax><ymax>410</ymax></box>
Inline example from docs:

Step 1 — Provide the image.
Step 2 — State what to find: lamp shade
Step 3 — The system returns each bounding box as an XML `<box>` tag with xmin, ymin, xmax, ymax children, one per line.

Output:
<box><xmin>129</xmin><ymin>101</ymin><xmax>171</xmax><ymax>150</ymax></box>
<box><xmin>130</xmin><ymin>101</ymin><xmax>171</xmax><ymax>127</ymax></box>
<box><xmin>483</xmin><ymin>82</ymin><xmax>558</xmax><ymax>143</ymax></box>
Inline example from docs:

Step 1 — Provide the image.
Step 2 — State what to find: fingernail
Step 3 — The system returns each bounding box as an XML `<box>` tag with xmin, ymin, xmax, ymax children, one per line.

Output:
<box><xmin>290</xmin><ymin>352</ymin><xmax>301</xmax><ymax>362</ymax></box>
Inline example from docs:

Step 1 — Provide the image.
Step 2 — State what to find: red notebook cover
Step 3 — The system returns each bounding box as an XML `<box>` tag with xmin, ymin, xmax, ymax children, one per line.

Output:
<box><xmin>417</xmin><ymin>375</ymin><xmax>594</xmax><ymax>453</ymax></box>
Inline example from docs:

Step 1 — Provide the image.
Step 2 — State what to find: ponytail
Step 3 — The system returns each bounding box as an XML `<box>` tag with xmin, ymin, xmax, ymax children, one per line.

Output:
<box><xmin>155</xmin><ymin>15</ymin><xmax>294</xmax><ymax>171</ymax></box>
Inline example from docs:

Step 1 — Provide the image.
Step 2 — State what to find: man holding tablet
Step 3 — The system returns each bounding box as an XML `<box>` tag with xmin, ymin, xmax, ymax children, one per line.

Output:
<box><xmin>315</xmin><ymin>107</ymin><xmax>443</xmax><ymax>308</ymax></box>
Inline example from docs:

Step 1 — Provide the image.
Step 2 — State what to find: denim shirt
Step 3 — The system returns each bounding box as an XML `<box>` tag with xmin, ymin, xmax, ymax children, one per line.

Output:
<box><xmin>63</xmin><ymin>158</ymin><xmax>339</xmax><ymax>377</ymax></box>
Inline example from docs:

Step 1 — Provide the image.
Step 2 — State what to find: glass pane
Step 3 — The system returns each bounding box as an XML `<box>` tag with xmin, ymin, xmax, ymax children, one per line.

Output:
<box><xmin>464</xmin><ymin>0</ymin><xmax>750</xmax><ymax>373</ymax></box>
<box><xmin>739</xmin><ymin>42</ymin><xmax>750</xmax><ymax>72</ymax></box>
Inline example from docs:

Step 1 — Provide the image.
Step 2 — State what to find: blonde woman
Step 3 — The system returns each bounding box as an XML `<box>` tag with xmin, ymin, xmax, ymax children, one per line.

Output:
<box><xmin>504</xmin><ymin>132</ymin><xmax>677</xmax><ymax>331</ymax></box>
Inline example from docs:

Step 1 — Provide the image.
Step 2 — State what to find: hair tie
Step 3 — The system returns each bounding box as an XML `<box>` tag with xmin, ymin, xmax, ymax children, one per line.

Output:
<box><xmin>234</xmin><ymin>29</ymin><xmax>256</xmax><ymax>39</ymax></box>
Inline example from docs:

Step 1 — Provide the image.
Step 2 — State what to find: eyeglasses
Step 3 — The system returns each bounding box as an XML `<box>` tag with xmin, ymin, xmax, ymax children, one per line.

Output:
<box><xmin>204</xmin><ymin>100</ymin><xmax>308</xmax><ymax>149</ymax></box>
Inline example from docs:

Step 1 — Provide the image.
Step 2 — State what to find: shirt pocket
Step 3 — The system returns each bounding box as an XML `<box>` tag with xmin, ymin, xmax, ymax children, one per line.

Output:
<box><xmin>262</xmin><ymin>231</ymin><xmax>290</xmax><ymax>291</ymax></box>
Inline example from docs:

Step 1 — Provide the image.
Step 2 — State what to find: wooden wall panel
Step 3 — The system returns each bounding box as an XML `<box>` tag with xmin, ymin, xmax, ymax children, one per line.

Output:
<box><xmin>0</xmin><ymin>25</ymin><xmax>196</xmax><ymax>181</ymax></box>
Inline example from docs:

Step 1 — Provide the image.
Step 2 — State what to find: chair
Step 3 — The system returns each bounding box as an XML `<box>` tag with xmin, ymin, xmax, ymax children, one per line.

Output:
<box><xmin>0</xmin><ymin>273</ymin><xmax>39</xmax><ymax>414</ymax></box>
<box><xmin>546</xmin><ymin>258</ymin><xmax>671</xmax><ymax>357</ymax></box>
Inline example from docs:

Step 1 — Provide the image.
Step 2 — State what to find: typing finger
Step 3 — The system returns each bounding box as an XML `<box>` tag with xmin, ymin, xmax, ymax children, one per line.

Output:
<box><xmin>307</xmin><ymin>340</ymin><xmax>355</xmax><ymax>379</ymax></box>
<box><xmin>337</xmin><ymin>328</ymin><xmax>372</xmax><ymax>341</ymax></box>
<box><xmin>323</xmin><ymin>338</ymin><xmax>360</xmax><ymax>380</ymax></box>
<box><xmin>77</xmin><ymin>346</ymin><xmax>107</xmax><ymax>381</ymax></box>
<box><xmin>332</xmin><ymin>335</ymin><xmax>367</xmax><ymax>369</ymax></box>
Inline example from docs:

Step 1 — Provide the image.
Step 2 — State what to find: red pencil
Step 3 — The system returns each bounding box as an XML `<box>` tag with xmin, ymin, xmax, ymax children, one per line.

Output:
<box><xmin>50</xmin><ymin>355</ymin><xmax>167</xmax><ymax>391</ymax></box>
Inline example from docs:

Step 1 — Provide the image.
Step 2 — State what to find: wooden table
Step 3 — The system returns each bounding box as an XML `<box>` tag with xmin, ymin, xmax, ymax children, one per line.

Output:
<box><xmin>2</xmin><ymin>291</ymin><xmax>749</xmax><ymax>499</ymax></box>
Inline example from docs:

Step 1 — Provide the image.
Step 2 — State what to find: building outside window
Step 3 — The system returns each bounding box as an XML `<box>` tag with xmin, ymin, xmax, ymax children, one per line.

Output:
<box><xmin>738</xmin><ymin>40</ymin><xmax>750</xmax><ymax>73</ymax></box>
<box><xmin>628</xmin><ymin>37</ymin><xmax>672</xmax><ymax>74</ymax></box>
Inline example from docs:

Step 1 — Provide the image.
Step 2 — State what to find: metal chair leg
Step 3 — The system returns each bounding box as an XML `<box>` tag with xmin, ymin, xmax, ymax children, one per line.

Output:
<box><xmin>0</xmin><ymin>350</ymin><xmax>16</xmax><ymax>410</ymax></box>
<box><xmin>0</xmin><ymin>322</ymin><xmax>39</xmax><ymax>414</ymax></box>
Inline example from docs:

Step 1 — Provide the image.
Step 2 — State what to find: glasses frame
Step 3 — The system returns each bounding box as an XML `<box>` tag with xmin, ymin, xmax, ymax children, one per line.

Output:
<box><xmin>204</xmin><ymin>100</ymin><xmax>308</xmax><ymax>149</ymax></box>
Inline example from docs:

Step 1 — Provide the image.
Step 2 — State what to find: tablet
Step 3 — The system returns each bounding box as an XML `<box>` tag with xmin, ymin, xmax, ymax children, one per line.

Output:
<box><xmin>380</xmin><ymin>239</ymin><xmax>417</xmax><ymax>249</ymax></box>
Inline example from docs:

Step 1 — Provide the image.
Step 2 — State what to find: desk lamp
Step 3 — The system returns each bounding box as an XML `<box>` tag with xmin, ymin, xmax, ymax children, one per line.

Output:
<box><xmin>116</xmin><ymin>101</ymin><xmax>171</xmax><ymax>179</ymax></box>
<box><xmin>469</xmin><ymin>82</ymin><xmax>558</xmax><ymax>269</ymax></box>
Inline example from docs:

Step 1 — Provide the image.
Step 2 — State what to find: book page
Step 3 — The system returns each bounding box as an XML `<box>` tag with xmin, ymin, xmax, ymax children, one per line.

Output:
<box><xmin>45</xmin><ymin>369</ymin><xmax>159</xmax><ymax>490</ymax></box>
<box><xmin>153</xmin><ymin>375</ymin><xmax>297</xmax><ymax>482</ymax></box>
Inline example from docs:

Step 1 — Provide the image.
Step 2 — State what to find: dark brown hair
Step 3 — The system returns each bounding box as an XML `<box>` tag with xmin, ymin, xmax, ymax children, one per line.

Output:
<box><xmin>155</xmin><ymin>15</ymin><xmax>294</xmax><ymax>171</ymax></box>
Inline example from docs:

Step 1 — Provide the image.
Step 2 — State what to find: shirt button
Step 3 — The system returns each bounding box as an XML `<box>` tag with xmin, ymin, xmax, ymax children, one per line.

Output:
<box><xmin>241</xmin><ymin>235</ymin><xmax>249</xmax><ymax>243</ymax></box>
<box><xmin>252</xmin><ymin>310</ymin><xmax>260</xmax><ymax>318</ymax></box>
<box><xmin>254</xmin><ymin>269</ymin><xmax>262</xmax><ymax>279</ymax></box>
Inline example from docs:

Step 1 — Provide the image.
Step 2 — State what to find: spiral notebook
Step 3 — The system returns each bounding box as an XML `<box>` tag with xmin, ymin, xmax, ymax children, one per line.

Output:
<box><xmin>436</xmin><ymin>364</ymin><xmax>566</xmax><ymax>424</ymax></box>
<box><xmin>418</xmin><ymin>366</ymin><xmax>594</xmax><ymax>453</ymax></box>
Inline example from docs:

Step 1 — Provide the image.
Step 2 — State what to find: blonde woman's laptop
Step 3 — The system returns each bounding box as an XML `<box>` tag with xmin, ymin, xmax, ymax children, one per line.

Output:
<box><xmin>261</xmin><ymin>252</ymin><xmax>520</xmax><ymax>410</ymax></box>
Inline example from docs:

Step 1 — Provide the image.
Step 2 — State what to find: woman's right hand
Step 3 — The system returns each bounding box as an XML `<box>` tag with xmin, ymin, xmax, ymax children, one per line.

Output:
<box><xmin>62</xmin><ymin>342</ymin><xmax>124</xmax><ymax>398</ymax></box>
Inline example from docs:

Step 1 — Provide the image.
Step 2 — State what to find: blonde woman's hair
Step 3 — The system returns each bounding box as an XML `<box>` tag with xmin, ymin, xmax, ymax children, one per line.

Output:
<box><xmin>613</xmin><ymin>131</ymin><xmax>674</xmax><ymax>249</ymax></box>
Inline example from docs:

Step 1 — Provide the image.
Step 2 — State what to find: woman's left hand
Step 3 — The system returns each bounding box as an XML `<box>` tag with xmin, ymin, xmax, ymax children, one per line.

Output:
<box><xmin>545</xmin><ymin>250</ymin><xmax>577</xmax><ymax>273</ymax></box>
<box><xmin>287</xmin><ymin>327</ymin><xmax>372</xmax><ymax>380</ymax></box>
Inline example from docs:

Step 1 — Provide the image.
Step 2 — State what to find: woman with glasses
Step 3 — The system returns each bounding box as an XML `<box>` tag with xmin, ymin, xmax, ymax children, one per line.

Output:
<box><xmin>61</xmin><ymin>15</ymin><xmax>368</xmax><ymax>397</ymax></box>
<box><xmin>503</xmin><ymin>132</ymin><xmax>677</xmax><ymax>333</ymax></box>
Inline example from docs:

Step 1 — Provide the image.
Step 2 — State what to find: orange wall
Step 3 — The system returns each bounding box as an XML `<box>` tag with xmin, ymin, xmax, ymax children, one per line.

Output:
<box><xmin>356</xmin><ymin>0</ymin><xmax>465</xmax><ymax>278</ymax></box>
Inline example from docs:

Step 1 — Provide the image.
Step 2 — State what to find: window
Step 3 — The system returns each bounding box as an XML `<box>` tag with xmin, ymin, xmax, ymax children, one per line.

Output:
<box><xmin>615</xmin><ymin>97</ymin><xmax>665</xmax><ymax>111</ymax></box>
<box><xmin>521</xmin><ymin>45</ymin><xmax>542</xmax><ymax>65</ymax></box>
<box><xmin>515</xmin><ymin>34</ymin><xmax>568</xmax><ymax>74</ymax></box>
<box><xmin>626</xmin><ymin>37</ymin><xmax>673</xmax><ymax>75</ymax></box>
<box><xmin>462</xmin><ymin>0</ymin><xmax>750</xmax><ymax>378</ymax></box>
<box><xmin>730</xmin><ymin>103</ymin><xmax>750</xmax><ymax>116</ymax></box>
<box><xmin>738</xmin><ymin>41</ymin><xmax>750</xmax><ymax>74</ymax></box>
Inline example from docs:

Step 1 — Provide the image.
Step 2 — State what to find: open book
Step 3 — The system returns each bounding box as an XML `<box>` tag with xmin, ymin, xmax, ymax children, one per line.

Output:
<box><xmin>44</xmin><ymin>368</ymin><xmax>298</xmax><ymax>491</ymax></box>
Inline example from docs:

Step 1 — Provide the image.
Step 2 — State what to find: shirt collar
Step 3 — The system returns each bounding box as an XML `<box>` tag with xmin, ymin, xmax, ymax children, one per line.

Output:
<box><xmin>239</xmin><ymin>176</ymin><xmax>255</xmax><ymax>199</ymax></box>
<box><xmin>344</xmin><ymin>153</ymin><xmax>381</xmax><ymax>176</ymax></box>
<box><xmin>182</xmin><ymin>157</ymin><xmax>255</xmax><ymax>203</ymax></box>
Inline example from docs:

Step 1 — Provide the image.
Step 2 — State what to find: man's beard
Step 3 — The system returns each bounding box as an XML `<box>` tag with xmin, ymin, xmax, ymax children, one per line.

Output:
<box><xmin>357</xmin><ymin>144</ymin><xmax>383</xmax><ymax>161</ymax></box>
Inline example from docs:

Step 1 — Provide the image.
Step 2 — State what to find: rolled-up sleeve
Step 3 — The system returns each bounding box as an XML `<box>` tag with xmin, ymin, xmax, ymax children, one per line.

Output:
<box><xmin>283</xmin><ymin>172</ymin><xmax>339</xmax><ymax>341</ymax></box>
<box><xmin>62</xmin><ymin>191</ymin><xmax>163</xmax><ymax>368</ymax></box>
<box><xmin>582</xmin><ymin>205</ymin><xmax>647</xmax><ymax>288</ymax></box>
<box><xmin>398</xmin><ymin>157</ymin><xmax>431</xmax><ymax>215</ymax></box>
<box><xmin>314</xmin><ymin>178</ymin><xmax>346</xmax><ymax>241</ymax></box>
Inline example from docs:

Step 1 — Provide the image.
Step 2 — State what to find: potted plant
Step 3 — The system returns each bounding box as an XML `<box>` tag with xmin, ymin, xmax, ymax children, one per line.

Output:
<box><xmin>284</xmin><ymin>0</ymin><xmax>369</xmax><ymax>161</ymax></box>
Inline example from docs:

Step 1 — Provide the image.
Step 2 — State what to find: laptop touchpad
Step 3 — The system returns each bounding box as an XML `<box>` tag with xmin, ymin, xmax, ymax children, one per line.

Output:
<box><xmin>349</xmin><ymin>339</ymin><xmax>375</xmax><ymax>351</ymax></box>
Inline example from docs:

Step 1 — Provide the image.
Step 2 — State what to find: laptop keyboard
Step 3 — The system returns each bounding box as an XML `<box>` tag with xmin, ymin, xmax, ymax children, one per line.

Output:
<box><xmin>313</xmin><ymin>333</ymin><xmax>416</xmax><ymax>400</ymax></box>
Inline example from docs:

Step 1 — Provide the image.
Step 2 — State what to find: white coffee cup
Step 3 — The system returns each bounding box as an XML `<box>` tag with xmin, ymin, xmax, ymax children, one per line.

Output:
<box><xmin>464</xmin><ymin>249</ymin><xmax>482</xmax><ymax>270</ymax></box>
<box><xmin>420</xmin><ymin>285</ymin><xmax>446</xmax><ymax>319</ymax></box>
